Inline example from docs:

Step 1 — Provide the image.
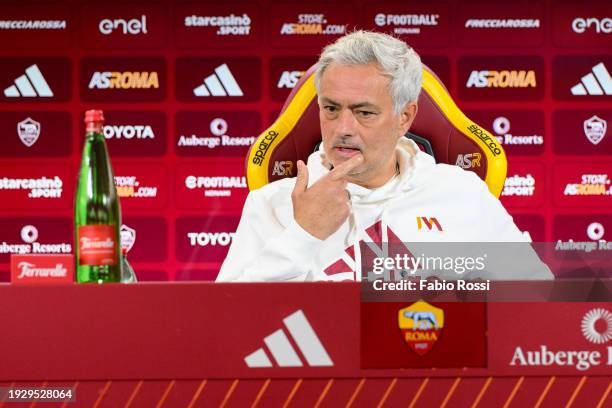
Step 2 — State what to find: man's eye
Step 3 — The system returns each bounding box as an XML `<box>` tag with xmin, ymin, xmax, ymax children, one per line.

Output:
<box><xmin>357</xmin><ymin>110</ymin><xmax>374</xmax><ymax>117</ymax></box>
<box><xmin>324</xmin><ymin>106</ymin><xmax>337</xmax><ymax>113</ymax></box>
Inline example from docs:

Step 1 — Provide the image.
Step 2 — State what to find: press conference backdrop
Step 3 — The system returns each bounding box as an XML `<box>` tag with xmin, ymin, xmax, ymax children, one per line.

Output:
<box><xmin>0</xmin><ymin>0</ymin><xmax>610</xmax><ymax>282</ymax></box>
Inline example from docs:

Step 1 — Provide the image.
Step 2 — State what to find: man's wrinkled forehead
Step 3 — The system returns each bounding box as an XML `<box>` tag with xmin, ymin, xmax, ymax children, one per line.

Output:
<box><xmin>318</xmin><ymin>62</ymin><xmax>392</xmax><ymax>104</ymax></box>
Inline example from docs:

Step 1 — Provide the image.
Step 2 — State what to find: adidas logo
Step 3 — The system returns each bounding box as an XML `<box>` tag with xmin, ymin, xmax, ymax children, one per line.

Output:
<box><xmin>193</xmin><ymin>63</ymin><xmax>243</xmax><ymax>97</ymax></box>
<box><xmin>244</xmin><ymin>310</ymin><xmax>333</xmax><ymax>368</ymax></box>
<box><xmin>570</xmin><ymin>62</ymin><xmax>611</xmax><ymax>96</ymax></box>
<box><xmin>3</xmin><ymin>64</ymin><xmax>54</xmax><ymax>98</ymax></box>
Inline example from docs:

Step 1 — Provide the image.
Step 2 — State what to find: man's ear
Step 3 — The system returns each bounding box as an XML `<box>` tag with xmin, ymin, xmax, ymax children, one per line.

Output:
<box><xmin>398</xmin><ymin>101</ymin><xmax>418</xmax><ymax>137</ymax></box>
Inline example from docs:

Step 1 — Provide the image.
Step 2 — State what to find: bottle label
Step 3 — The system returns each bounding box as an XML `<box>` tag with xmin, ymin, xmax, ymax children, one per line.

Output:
<box><xmin>78</xmin><ymin>225</ymin><xmax>118</xmax><ymax>266</ymax></box>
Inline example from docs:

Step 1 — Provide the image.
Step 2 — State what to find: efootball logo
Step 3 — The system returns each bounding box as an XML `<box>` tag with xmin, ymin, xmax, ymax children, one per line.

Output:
<box><xmin>398</xmin><ymin>301</ymin><xmax>444</xmax><ymax>356</ymax></box>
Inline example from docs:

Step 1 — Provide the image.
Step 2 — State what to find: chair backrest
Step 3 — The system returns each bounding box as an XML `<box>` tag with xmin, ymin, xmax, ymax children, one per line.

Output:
<box><xmin>246</xmin><ymin>64</ymin><xmax>507</xmax><ymax>197</ymax></box>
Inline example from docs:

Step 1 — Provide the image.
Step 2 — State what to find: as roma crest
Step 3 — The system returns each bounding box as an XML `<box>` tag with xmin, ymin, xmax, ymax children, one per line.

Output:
<box><xmin>398</xmin><ymin>301</ymin><xmax>444</xmax><ymax>356</ymax></box>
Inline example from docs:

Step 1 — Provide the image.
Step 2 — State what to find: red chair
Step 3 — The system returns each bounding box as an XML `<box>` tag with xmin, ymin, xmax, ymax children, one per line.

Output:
<box><xmin>246</xmin><ymin>64</ymin><xmax>507</xmax><ymax>197</ymax></box>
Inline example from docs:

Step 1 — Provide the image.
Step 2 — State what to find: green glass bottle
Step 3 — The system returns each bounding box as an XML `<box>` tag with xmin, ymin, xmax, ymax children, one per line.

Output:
<box><xmin>74</xmin><ymin>110</ymin><xmax>122</xmax><ymax>283</ymax></box>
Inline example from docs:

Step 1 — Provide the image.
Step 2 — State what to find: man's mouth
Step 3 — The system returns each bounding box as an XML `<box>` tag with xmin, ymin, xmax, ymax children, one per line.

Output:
<box><xmin>334</xmin><ymin>145</ymin><xmax>362</xmax><ymax>158</ymax></box>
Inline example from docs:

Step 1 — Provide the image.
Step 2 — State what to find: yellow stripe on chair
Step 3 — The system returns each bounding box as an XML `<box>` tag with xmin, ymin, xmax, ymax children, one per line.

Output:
<box><xmin>421</xmin><ymin>69</ymin><xmax>507</xmax><ymax>197</ymax></box>
<box><xmin>247</xmin><ymin>75</ymin><xmax>318</xmax><ymax>191</ymax></box>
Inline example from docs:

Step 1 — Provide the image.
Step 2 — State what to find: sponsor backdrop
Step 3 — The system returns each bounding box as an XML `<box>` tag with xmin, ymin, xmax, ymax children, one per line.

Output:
<box><xmin>0</xmin><ymin>0</ymin><xmax>610</xmax><ymax>281</ymax></box>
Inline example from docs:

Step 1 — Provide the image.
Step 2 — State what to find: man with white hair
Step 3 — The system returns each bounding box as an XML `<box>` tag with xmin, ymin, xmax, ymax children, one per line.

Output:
<box><xmin>216</xmin><ymin>31</ymin><xmax>552</xmax><ymax>282</ymax></box>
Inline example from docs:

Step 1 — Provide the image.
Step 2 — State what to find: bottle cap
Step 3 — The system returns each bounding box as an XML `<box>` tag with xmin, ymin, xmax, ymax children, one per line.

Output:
<box><xmin>84</xmin><ymin>109</ymin><xmax>104</xmax><ymax>124</ymax></box>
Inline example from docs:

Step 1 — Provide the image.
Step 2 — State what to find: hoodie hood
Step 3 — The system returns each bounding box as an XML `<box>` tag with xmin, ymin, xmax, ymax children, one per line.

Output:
<box><xmin>305</xmin><ymin>137</ymin><xmax>436</xmax><ymax>205</ymax></box>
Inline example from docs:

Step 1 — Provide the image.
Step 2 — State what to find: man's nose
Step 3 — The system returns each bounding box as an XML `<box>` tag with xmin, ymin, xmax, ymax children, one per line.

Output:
<box><xmin>336</xmin><ymin>109</ymin><xmax>358</xmax><ymax>135</ymax></box>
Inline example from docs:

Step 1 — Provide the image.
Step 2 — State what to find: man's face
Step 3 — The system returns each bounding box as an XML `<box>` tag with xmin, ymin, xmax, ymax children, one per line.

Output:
<box><xmin>318</xmin><ymin>62</ymin><xmax>417</xmax><ymax>188</ymax></box>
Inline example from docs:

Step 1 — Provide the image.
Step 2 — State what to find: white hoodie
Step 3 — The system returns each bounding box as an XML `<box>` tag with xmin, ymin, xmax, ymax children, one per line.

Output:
<box><xmin>216</xmin><ymin>139</ymin><xmax>553</xmax><ymax>282</ymax></box>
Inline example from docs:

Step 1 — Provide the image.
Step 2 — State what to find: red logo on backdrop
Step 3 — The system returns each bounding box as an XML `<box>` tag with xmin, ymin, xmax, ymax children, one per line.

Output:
<box><xmin>361</xmin><ymin>302</ymin><xmax>486</xmax><ymax>369</ymax></box>
<box><xmin>11</xmin><ymin>254</ymin><xmax>74</xmax><ymax>284</ymax></box>
<box><xmin>553</xmin><ymin>56</ymin><xmax>612</xmax><ymax>101</ymax></box>
<box><xmin>175</xmin><ymin>111</ymin><xmax>260</xmax><ymax>157</ymax></box>
<box><xmin>113</xmin><ymin>162</ymin><xmax>167</xmax><ymax>210</ymax></box>
<box><xmin>175</xmin><ymin>57</ymin><xmax>261</xmax><ymax>102</ymax></box>
<box><xmin>175</xmin><ymin>216</ymin><xmax>240</xmax><ymax>263</ymax></box>
<box><xmin>459</xmin><ymin>56</ymin><xmax>544</xmax><ymax>101</ymax></box>
<box><xmin>269</xmin><ymin>56</ymin><xmax>318</xmax><ymax>101</ymax></box>
<box><xmin>553</xmin><ymin>163</ymin><xmax>612</xmax><ymax>208</ymax></box>
<box><xmin>363</xmin><ymin>3</ymin><xmax>450</xmax><ymax>47</ymax></box>
<box><xmin>0</xmin><ymin>4</ymin><xmax>71</xmax><ymax>49</ymax></box>
<box><xmin>398</xmin><ymin>301</ymin><xmax>444</xmax><ymax>356</ymax></box>
<box><xmin>269</xmin><ymin>5</ymin><xmax>355</xmax><ymax>49</ymax></box>
<box><xmin>457</xmin><ymin>2</ymin><xmax>544</xmax><ymax>47</ymax></box>
<box><xmin>79</xmin><ymin>111</ymin><xmax>167</xmax><ymax>157</ymax></box>
<box><xmin>80</xmin><ymin>4</ymin><xmax>164</xmax><ymax>49</ymax></box>
<box><xmin>0</xmin><ymin>57</ymin><xmax>71</xmax><ymax>102</ymax></box>
<box><xmin>465</xmin><ymin>110</ymin><xmax>544</xmax><ymax>156</ymax></box>
<box><xmin>78</xmin><ymin>225</ymin><xmax>117</xmax><ymax>266</ymax></box>
<box><xmin>80</xmin><ymin>57</ymin><xmax>166</xmax><ymax>102</ymax></box>
<box><xmin>0</xmin><ymin>111</ymin><xmax>72</xmax><ymax>157</ymax></box>
<box><xmin>174</xmin><ymin>4</ymin><xmax>259</xmax><ymax>49</ymax></box>
<box><xmin>553</xmin><ymin>110</ymin><xmax>611</xmax><ymax>155</ymax></box>
<box><xmin>175</xmin><ymin>160</ymin><xmax>248</xmax><ymax>211</ymax></box>
<box><xmin>552</xmin><ymin>3</ymin><xmax>611</xmax><ymax>48</ymax></box>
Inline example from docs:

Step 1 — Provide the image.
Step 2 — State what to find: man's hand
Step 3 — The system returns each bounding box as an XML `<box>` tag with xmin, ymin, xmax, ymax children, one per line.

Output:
<box><xmin>291</xmin><ymin>155</ymin><xmax>363</xmax><ymax>240</ymax></box>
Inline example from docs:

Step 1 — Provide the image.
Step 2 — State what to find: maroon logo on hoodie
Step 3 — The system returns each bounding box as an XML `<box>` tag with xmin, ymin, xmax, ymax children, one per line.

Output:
<box><xmin>324</xmin><ymin>220</ymin><xmax>414</xmax><ymax>281</ymax></box>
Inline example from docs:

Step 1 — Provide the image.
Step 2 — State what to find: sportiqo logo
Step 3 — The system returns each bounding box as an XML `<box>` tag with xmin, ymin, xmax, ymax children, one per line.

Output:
<box><xmin>184</xmin><ymin>175</ymin><xmax>246</xmax><ymax>197</ymax></box>
<box><xmin>99</xmin><ymin>15</ymin><xmax>147</xmax><ymax>35</ymax></box>
<box><xmin>572</xmin><ymin>17</ymin><xmax>611</xmax><ymax>34</ymax></box>
<box><xmin>564</xmin><ymin>174</ymin><xmax>611</xmax><ymax>196</ymax></box>
<box><xmin>374</xmin><ymin>13</ymin><xmax>439</xmax><ymax>35</ymax></box>
<box><xmin>104</xmin><ymin>124</ymin><xmax>154</xmax><ymax>140</ymax></box>
<box><xmin>187</xmin><ymin>231</ymin><xmax>235</xmax><ymax>247</ymax></box>
<box><xmin>455</xmin><ymin>153</ymin><xmax>481</xmax><ymax>169</ymax></box>
<box><xmin>184</xmin><ymin>13</ymin><xmax>251</xmax><ymax>36</ymax></box>
<box><xmin>0</xmin><ymin>225</ymin><xmax>71</xmax><ymax>256</ymax></box>
<box><xmin>493</xmin><ymin>116</ymin><xmax>543</xmax><ymax>146</ymax></box>
<box><xmin>502</xmin><ymin>174</ymin><xmax>535</xmax><ymax>197</ymax></box>
<box><xmin>0</xmin><ymin>176</ymin><xmax>63</xmax><ymax>198</ymax></box>
<box><xmin>177</xmin><ymin>118</ymin><xmax>255</xmax><ymax>149</ymax></box>
<box><xmin>280</xmin><ymin>14</ymin><xmax>346</xmax><ymax>35</ymax></box>
<box><xmin>510</xmin><ymin>308</ymin><xmax>612</xmax><ymax>371</ymax></box>
<box><xmin>88</xmin><ymin>71</ymin><xmax>158</xmax><ymax>89</ymax></box>
<box><xmin>114</xmin><ymin>176</ymin><xmax>157</xmax><ymax>198</ymax></box>
<box><xmin>466</xmin><ymin>70</ymin><xmax>536</xmax><ymax>88</ymax></box>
